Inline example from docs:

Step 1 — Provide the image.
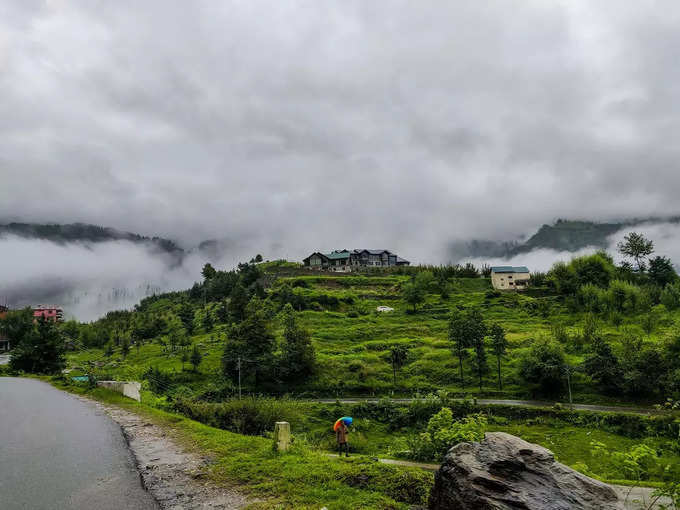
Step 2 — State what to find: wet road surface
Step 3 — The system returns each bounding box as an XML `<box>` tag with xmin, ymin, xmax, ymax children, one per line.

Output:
<box><xmin>0</xmin><ymin>377</ymin><xmax>158</xmax><ymax>510</ymax></box>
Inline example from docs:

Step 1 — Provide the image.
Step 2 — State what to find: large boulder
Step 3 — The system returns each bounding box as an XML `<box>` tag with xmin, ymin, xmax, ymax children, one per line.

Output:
<box><xmin>429</xmin><ymin>432</ymin><xmax>623</xmax><ymax>510</ymax></box>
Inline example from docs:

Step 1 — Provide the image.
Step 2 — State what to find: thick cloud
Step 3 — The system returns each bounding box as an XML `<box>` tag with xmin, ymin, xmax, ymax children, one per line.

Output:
<box><xmin>2</xmin><ymin>1</ymin><xmax>680</xmax><ymax>265</ymax></box>
<box><xmin>0</xmin><ymin>235</ymin><xmax>240</xmax><ymax>321</ymax></box>
<box><xmin>469</xmin><ymin>221</ymin><xmax>680</xmax><ymax>273</ymax></box>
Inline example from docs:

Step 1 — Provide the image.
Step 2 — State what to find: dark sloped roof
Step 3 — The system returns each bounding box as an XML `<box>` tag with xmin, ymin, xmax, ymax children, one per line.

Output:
<box><xmin>491</xmin><ymin>266</ymin><xmax>529</xmax><ymax>273</ymax></box>
<box><xmin>352</xmin><ymin>249</ymin><xmax>392</xmax><ymax>255</ymax></box>
<box><xmin>303</xmin><ymin>252</ymin><xmax>329</xmax><ymax>263</ymax></box>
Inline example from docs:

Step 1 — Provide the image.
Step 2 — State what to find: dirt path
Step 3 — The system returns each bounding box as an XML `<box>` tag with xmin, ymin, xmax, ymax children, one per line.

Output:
<box><xmin>80</xmin><ymin>397</ymin><xmax>250</xmax><ymax>510</ymax></box>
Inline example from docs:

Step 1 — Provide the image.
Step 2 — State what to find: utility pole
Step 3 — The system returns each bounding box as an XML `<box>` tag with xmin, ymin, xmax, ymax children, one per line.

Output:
<box><xmin>565</xmin><ymin>365</ymin><xmax>573</xmax><ymax>409</ymax></box>
<box><xmin>237</xmin><ymin>356</ymin><xmax>242</xmax><ymax>400</ymax></box>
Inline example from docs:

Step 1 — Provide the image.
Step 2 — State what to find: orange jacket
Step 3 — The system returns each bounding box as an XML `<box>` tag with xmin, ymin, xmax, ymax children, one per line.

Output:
<box><xmin>336</xmin><ymin>425</ymin><xmax>348</xmax><ymax>444</ymax></box>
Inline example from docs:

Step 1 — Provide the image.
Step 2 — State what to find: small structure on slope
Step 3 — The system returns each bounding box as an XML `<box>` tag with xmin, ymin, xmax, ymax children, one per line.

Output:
<box><xmin>490</xmin><ymin>266</ymin><xmax>530</xmax><ymax>290</ymax></box>
<box><xmin>429</xmin><ymin>432</ymin><xmax>623</xmax><ymax>510</ymax></box>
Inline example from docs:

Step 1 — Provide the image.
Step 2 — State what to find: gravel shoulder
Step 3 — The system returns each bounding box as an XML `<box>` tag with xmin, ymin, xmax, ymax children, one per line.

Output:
<box><xmin>79</xmin><ymin>396</ymin><xmax>250</xmax><ymax>510</ymax></box>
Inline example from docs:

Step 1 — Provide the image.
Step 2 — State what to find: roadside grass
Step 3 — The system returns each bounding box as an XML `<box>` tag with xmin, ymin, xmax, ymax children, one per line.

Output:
<box><xmin>51</xmin><ymin>381</ymin><xmax>433</xmax><ymax>510</ymax></box>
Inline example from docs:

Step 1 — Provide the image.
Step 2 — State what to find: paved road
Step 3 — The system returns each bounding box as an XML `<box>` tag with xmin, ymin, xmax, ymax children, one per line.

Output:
<box><xmin>313</xmin><ymin>397</ymin><xmax>666</xmax><ymax>415</ymax></box>
<box><xmin>0</xmin><ymin>377</ymin><xmax>158</xmax><ymax>510</ymax></box>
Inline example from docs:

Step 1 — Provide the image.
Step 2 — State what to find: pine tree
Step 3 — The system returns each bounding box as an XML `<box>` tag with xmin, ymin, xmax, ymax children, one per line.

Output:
<box><xmin>222</xmin><ymin>298</ymin><xmax>276</xmax><ymax>388</ymax></box>
<box><xmin>490</xmin><ymin>323</ymin><xmax>507</xmax><ymax>391</ymax></box>
<box><xmin>190</xmin><ymin>344</ymin><xmax>203</xmax><ymax>372</ymax></box>
<box><xmin>279</xmin><ymin>304</ymin><xmax>316</xmax><ymax>384</ymax></box>
<box><xmin>229</xmin><ymin>283</ymin><xmax>249</xmax><ymax>323</ymax></box>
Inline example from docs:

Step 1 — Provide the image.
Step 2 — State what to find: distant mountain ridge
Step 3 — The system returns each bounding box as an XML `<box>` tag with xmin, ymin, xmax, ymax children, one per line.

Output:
<box><xmin>449</xmin><ymin>217</ymin><xmax>680</xmax><ymax>261</ymax></box>
<box><xmin>0</xmin><ymin>222</ymin><xmax>184</xmax><ymax>255</ymax></box>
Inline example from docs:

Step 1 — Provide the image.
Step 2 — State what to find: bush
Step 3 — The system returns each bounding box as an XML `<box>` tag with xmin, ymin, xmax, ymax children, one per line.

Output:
<box><xmin>661</xmin><ymin>281</ymin><xmax>680</xmax><ymax>310</ymax></box>
<box><xmin>405</xmin><ymin>408</ymin><xmax>487</xmax><ymax>461</ymax></box>
<box><xmin>576</xmin><ymin>284</ymin><xmax>608</xmax><ymax>313</ymax></box>
<box><xmin>607</xmin><ymin>279</ymin><xmax>642</xmax><ymax>313</ymax></box>
<box><xmin>173</xmin><ymin>396</ymin><xmax>304</xmax><ymax>435</ymax></box>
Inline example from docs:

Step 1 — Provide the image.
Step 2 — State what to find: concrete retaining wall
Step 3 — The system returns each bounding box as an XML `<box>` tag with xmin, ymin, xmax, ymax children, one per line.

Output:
<box><xmin>96</xmin><ymin>381</ymin><xmax>141</xmax><ymax>402</ymax></box>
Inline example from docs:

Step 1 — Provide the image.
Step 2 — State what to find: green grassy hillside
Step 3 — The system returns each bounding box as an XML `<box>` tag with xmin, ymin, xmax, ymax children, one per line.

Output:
<box><xmin>67</xmin><ymin>269</ymin><xmax>676</xmax><ymax>403</ymax></box>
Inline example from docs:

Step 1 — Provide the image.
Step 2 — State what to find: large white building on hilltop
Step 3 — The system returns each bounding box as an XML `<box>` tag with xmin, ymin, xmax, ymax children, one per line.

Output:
<box><xmin>303</xmin><ymin>249</ymin><xmax>410</xmax><ymax>272</ymax></box>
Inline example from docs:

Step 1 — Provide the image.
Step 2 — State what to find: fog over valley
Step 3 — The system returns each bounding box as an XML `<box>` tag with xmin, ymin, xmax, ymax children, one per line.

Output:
<box><xmin>3</xmin><ymin>1</ymin><xmax>680</xmax><ymax>318</ymax></box>
<box><xmin>4</xmin><ymin>218</ymin><xmax>680</xmax><ymax>320</ymax></box>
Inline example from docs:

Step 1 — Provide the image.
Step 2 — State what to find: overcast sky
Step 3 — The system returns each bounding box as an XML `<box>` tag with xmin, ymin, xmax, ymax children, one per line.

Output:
<box><xmin>2</xmin><ymin>1</ymin><xmax>680</xmax><ymax>263</ymax></box>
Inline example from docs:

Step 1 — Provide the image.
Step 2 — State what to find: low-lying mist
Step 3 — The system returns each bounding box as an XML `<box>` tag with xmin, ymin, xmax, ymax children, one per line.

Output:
<box><xmin>4</xmin><ymin>220</ymin><xmax>680</xmax><ymax>322</ymax></box>
<box><xmin>0</xmin><ymin>236</ymin><xmax>248</xmax><ymax>321</ymax></box>
<box><xmin>467</xmin><ymin>221</ymin><xmax>680</xmax><ymax>273</ymax></box>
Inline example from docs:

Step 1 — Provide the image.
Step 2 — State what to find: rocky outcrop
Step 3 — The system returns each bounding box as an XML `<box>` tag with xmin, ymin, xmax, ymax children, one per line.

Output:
<box><xmin>429</xmin><ymin>432</ymin><xmax>624</xmax><ymax>510</ymax></box>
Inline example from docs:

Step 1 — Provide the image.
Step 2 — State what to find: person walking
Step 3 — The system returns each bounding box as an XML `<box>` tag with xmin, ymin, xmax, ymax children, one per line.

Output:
<box><xmin>336</xmin><ymin>421</ymin><xmax>349</xmax><ymax>457</ymax></box>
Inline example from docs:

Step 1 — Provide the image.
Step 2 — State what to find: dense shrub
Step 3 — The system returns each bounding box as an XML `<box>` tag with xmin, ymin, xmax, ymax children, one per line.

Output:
<box><xmin>607</xmin><ymin>279</ymin><xmax>642</xmax><ymax>313</ymax></box>
<box><xmin>345</xmin><ymin>399</ymin><xmax>680</xmax><ymax>440</ymax></box>
<box><xmin>661</xmin><ymin>281</ymin><xmax>680</xmax><ymax>310</ymax></box>
<box><xmin>405</xmin><ymin>408</ymin><xmax>487</xmax><ymax>461</ymax></box>
<box><xmin>173</xmin><ymin>397</ymin><xmax>304</xmax><ymax>435</ymax></box>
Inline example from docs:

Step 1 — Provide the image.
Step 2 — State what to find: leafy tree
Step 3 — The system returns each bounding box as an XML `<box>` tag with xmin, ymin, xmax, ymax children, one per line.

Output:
<box><xmin>618</xmin><ymin>232</ymin><xmax>654</xmax><ymax>272</ymax></box>
<box><xmin>254</xmin><ymin>254</ymin><xmax>263</xmax><ymax>263</ymax></box>
<box><xmin>279</xmin><ymin>304</ymin><xmax>316</xmax><ymax>384</ymax></box>
<box><xmin>519</xmin><ymin>338</ymin><xmax>566</xmax><ymax>396</ymax></box>
<box><xmin>436</xmin><ymin>274</ymin><xmax>451</xmax><ymax>299</ymax></box>
<box><xmin>104</xmin><ymin>341</ymin><xmax>114</xmax><ymax>357</ymax></box>
<box><xmin>181</xmin><ymin>350</ymin><xmax>189</xmax><ymax>370</ymax></box>
<box><xmin>621</xmin><ymin>346</ymin><xmax>667</xmax><ymax>398</ymax></box>
<box><xmin>402</xmin><ymin>271</ymin><xmax>434</xmax><ymax>312</ymax></box>
<box><xmin>0</xmin><ymin>307</ymin><xmax>34</xmax><ymax>349</ymax></box>
<box><xmin>60</xmin><ymin>320</ymin><xmax>80</xmax><ymax>343</ymax></box>
<box><xmin>222</xmin><ymin>298</ymin><xmax>276</xmax><ymax>388</ymax></box>
<box><xmin>583</xmin><ymin>339</ymin><xmax>622</xmax><ymax>394</ymax></box>
<box><xmin>449</xmin><ymin>309</ymin><xmax>486</xmax><ymax>388</ymax></box>
<box><xmin>190</xmin><ymin>344</ymin><xmax>202</xmax><ymax>372</ymax></box>
<box><xmin>9</xmin><ymin>318</ymin><xmax>66</xmax><ymax>374</ymax></box>
<box><xmin>578</xmin><ymin>313</ymin><xmax>601</xmax><ymax>351</ymax></box>
<box><xmin>403</xmin><ymin>281</ymin><xmax>426</xmax><ymax>312</ymax></box>
<box><xmin>471</xmin><ymin>333</ymin><xmax>488</xmax><ymax>392</ymax></box>
<box><xmin>237</xmin><ymin>261</ymin><xmax>263</xmax><ymax>288</ymax></box>
<box><xmin>572</xmin><ymin>252</ymin><xmax>616</xmax><ymax>288</ymax></box>
<box><xmin>202</xmin><ymin>263</ymin><xmax>217</xmax><ymax>280</ymax></box>
<box><xmin>389</xmin><ymin>344</ymin><xmax>410</xmax><ymax>388</ymax></box>
<box><xmin>547</xmin><ymin>261</ymin><xmax>578</xmax><ymax>295</ymax></box>
<box><xmin>648</xmin><ymin>256</ymin><xmax>677</xmax><ymax>287</ymax></box>
<box><xmin>489</xmin><ymin>323</ymin><xmax>507</xmax><ymax>391</ymax></box>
